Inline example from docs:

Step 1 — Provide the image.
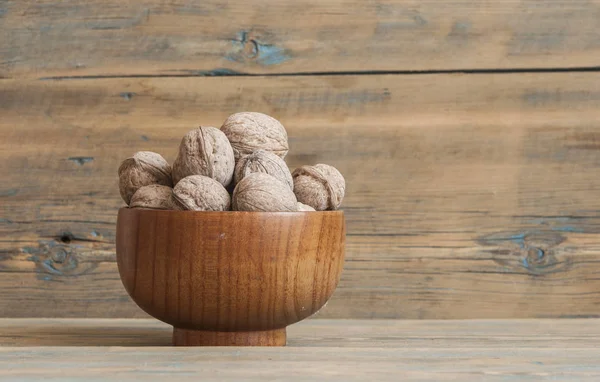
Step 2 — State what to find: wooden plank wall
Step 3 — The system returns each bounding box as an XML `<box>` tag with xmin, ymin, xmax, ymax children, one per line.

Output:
<box><xmin>1</xmin><ymin>0</ymin><xmax>600</xmax><ymax>319</ymax></box>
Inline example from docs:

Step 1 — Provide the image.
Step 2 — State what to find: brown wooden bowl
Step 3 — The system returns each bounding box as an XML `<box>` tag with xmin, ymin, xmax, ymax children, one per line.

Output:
<box><xmin>116</xmin><ymin>208</ymin><xmax>345</xmax><ymax>346</ymax></box>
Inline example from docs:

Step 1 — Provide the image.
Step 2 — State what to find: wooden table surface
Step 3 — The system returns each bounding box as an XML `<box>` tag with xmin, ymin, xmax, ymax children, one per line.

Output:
<box><xmin>1</xmin><ymin>319</ymin><xmax>599</xmax><ymax>381</ymax></box>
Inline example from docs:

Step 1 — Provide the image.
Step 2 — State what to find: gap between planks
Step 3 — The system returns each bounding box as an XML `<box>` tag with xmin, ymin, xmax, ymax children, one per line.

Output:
<box><xmin>35</xmin><ymin>66</ymin><xmax>600</xmax><ymax>81</ymax></box>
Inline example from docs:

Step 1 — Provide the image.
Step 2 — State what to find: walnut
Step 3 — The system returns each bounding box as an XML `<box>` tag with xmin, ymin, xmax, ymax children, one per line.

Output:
<box><xmin>232</xmin><ymin>173</ymin><xmax>297</xmax><ymax>212</ymax></box>
<box><xmin>234</xmin><ymin>149</ymin><xmax>293</xmax><ymax>190</ymax></box>
<box><xmin>130</xmin><ymin>184</ymin><xmax>176</xmax><ymax>210</ymax></box>
<box><xmin>297</xmin><ymin>202</ymin><xmax>316</xmax><ymax>212</ymax></box>
<box><xmin>220</xmin><ymin>112</ymin><xmax>289</xmax><ymax>160</ymax></box>
<box><xmin>172</xmin><ymin>126</ymin><xmax>235</xmax><ymax>187</ymax></box>
<box><xmin>172</xmin><ymin>175</ymin><xmax>230</xmax><ymax>211</ymax></box>
<box><xmin>118</xmin><ymin>151</ymin><xmax>172</xmax><ymax>205</ymax></box>
<box><xmin>292</xmin><ymin>164</ymin><xmax>345</xmax><ymax>211</ymax></box>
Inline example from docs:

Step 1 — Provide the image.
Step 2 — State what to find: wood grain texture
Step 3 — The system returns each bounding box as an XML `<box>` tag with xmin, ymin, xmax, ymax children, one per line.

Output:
<box><xmin>1</xmin><ymin>319</ymin><xmax>600</xmax><ymax>381</ymax></box>
<box><xmin>2</xmin><ymin>318</ymin><xmax>600</xmax><ymax>348</ymax></box>
<box><xmin>2</xmin><ymin>0</ymin><xmax>600</xmax><ymax>78</ymax></box>
<box><xmin>116</xmin><ymin>208</ymin><xmax>345</xmax><ymax>345</ymax></box>
<box><xmin>2</xmin><ymin>72</ymin><xmax>600</xmax><ymax>319</ymax></box>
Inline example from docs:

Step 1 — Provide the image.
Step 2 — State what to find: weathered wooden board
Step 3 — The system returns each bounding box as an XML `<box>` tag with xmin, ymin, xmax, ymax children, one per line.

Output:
<box><xmin>2</xmin><ymin>72</ymin><xmax>600</xmax><ymax>318</ymax></box>
<box><xmin>2</xmin><ymin>0</ymin><xmax>600</xmax><ymax>78</ymax></box>
<box><xmin>1</xmin><ymin>319</ymin><xmax>600</xmax><ymax>381</ymax></box>
<box><xmin>2</xmin><ymin>318</ymin><xmax>600</xmax><ymax>348</ymax></box>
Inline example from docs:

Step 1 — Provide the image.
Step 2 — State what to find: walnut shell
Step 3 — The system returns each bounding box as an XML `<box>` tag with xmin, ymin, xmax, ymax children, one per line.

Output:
<box><xmin>232</xmin><ymin>173</ymin><xmax>297</xmax><ymax>212</ymax></box>
<box><xmin>172</xmin><ymin>126</ymin><xmax>235</xmax><ymax>186</ymax></box>
<box><xmin>118</xmin><ymin>151</ymin><xmax>172</xmax><ymax>205</ymax></box>
<box><xmin>221</xmin><ymin>112</ymin><xmax>289</xmax><ymax>160</ymax></box>
<box><xmin>130</xmin><ymin>184</ymin><xmax>176</xmax><ymax>210</ymax></box>
<box><xmin>292</xmin><ymin>164</ymin><xmax>345</xmax><ymax>211</ymax></box>
<box><xmin>297</xmin><ymin>202</ymin><xmax>316</xmax><ymax>212</ymax></box>
<box><xmin>234</xmin><ymin>149</ymin><xmax>293</xmax><ymax>190</ymax></box>
<box><xmin>172</xmin><ymin>175</ymin><xmax>230</xmax><ymax>211</ymax></box>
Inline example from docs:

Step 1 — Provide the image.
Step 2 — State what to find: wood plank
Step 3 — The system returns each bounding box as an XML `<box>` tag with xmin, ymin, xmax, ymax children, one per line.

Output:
<box><xmin>1</xmin><ymin>319</ymin><xmax>600</xmax><ymax>381</ymax></box>
<box><xmin>2</xmin><ymin>0</ymin><xmax>600</xmax><ymax>78</ymax></box>
<box><xmin>4</xmin><ymin>348</ymin><xmax>599</xmax><ymax>382</ymax></box>
<box><xmin>2</xmin><ymin>318</ymin><xmax>600</xmax><ymax>348</ymax></box>
<box><xmin>2</xmin><ymin>72</ymin><xmax>600</xmax><ymax>319</ymax></box>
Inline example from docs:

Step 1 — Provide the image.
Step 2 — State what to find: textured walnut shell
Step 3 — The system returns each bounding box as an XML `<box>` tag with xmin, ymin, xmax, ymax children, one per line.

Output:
<box><xmin>118</xmin><ymin>151</ymin><xmax>172</xmax><ymax>205</ymax></box>
<box><xmin>172</xmin><ymin>126</ymin><xmax>235</xmax><ymax>187</ymax></box>
<box><xmin>292</xmin><ymin>164</ymin><xmax>345</xmax><ymax>211</ymax></box>
<box><xmin>172</xmin><ymin>175</ymin><xmax>230</xmax><ymax>211</ymax></box>
<box><xmin>130</xmin><ymin>185</ymin><xmax>176</xmax><ymax>210</ymax></box>
<box><xmin>220</xmin><ymin>112</ymin><xmax>289</xmax><ymax>160</ymax></box>
<box><xmin>297</xmin><ymin>202</ymin><xmax>316</xmax><ymax>212</ymax></box>
<box><xmin>232</xmin><ymin>173</ymin><xmax>297</xmax><ymax>212</ymax></box>
<box><xmin>234</xmin><ymin>149</ymin><xmax>293</xmax><ymax>190</ymax></box>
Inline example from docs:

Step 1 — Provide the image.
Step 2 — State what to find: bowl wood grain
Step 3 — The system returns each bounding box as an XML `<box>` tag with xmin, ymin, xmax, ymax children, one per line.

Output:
<box><xmin>116</xmin><ymin>208</ymin><xmax>345</xmax><ymax>346</ymax></box>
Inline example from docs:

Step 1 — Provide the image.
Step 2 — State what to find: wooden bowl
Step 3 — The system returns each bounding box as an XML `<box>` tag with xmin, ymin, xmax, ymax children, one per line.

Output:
<box><xmin>116</xmin><ymin>208</ymin><xmax>345</xmax><ymax>346</ymax></box>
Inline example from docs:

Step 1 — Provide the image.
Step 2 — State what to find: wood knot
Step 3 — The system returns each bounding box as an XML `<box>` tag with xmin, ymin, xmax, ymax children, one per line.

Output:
<box><xmin>67</xmin><ymin>157</ymin><xmax>94</xmax><ymax>166</ymax></box>
<box><xmin>24</xmin><ymin>239</ymin><xmax>96</xmax><ymax>279</ymax></box>
<box><xmin>34</xmin><ymin>244</ymin><xmax>78</xmax><ymax>276</ymax></box>
<box><xmin>226</xmin><ymin>30</ymin><xmax>291</xmax><ymax>66</ymax></box>
<box><xmin>120</xmin><ymin>92</ymin><xmax>136</xmax><ymax>101</ymax></box>
<box><xmin>239</xmin><ymin>31</ymin><xmax>259</xmax><ymax>58</ymax></box>
<box><xmin>477</xmin><ymin>231</ymin><xmax>570</xmax><ymax>275</ymax></box>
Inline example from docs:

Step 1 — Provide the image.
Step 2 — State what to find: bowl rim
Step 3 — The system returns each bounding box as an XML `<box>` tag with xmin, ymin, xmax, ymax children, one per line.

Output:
<box><xmin>118</xmin><ymin>207</ymin><xmax>344</xmax><ymax>216</ymax></box>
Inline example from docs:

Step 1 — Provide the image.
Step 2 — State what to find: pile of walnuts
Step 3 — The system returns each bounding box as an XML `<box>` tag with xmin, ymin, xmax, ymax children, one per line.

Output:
<box><xmin>118</xmin><ymin>112</ymin><xmax>345</xmax><ymax>212</ymax></box>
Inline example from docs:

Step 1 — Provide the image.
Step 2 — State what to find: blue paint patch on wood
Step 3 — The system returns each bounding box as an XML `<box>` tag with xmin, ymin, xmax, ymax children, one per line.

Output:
<box><xmin>26</xmin><ymin>244</ymin><xmax>79</xmax><ymax>276</ymax></box>
<box><xmin>168</xmin><ymin>68</ymin><xmax>245</xmax><ymax>76</ymax></box>
<box><xmin>68</xmin><ymin>157</ymin><xmax>94</xmax><ymax>165</ymax></box>
<box><xmin>480</xmin><ymin>231</ymin><xmax>564</xmax><ymax>248</ymax></box>
<box><xmin>22</xmin><ymin>247</ymin><xmax>37</xmax><ymax>256</ymax></box>
<box><xmin>226</xmin><ymin>31</ymin><xmax>291</xmax><ymax>66</ymax></box>
<box><xmin>452</xmin><ymin>21</ymin><xmax>471</xmax><ymax>32</ymax></box>
<box><xmin>255</xmin><ymin>44</ymin><xmax>291</xmax><ymax>66</ymax></box>
<box><xmin>141</xmin><ymin>135</ymin><xmax>149</xmax><ymax>141</ymax></box>
<box><xmin>527</xmin><ymin>217</ymin><xmax>575</xmax><ymax>225</ymax></box>
<box><xmin>477</xmin><ymin>230</ymin><xmax>568</xmax><ymax>275</ymax></box>
<box><xmin>0</xmin><ymin>189</ymin><xmax>18</xmax><ymax>197</ymax></box>
<box><xmin>506</xmin><ymin>233</ymin><xmax>526</xmax><ymax>249</ymax></box>
<box><xmin>23</xmin><ymin>240</ymin><xmax>101</xmax><ymax>278</ymax></box>
<box><xmin>446</xmin><ymin>21</ymin><xmax>471</xmax><ymax>46</ymax></box>
<box><xmin>200</xmin><ymin>68</ymin><xmax>244</xmax><ymax>76</ymax></box>
<box><xmin>552</xmin><ymin>226</ymin><xmax>584</xmax><ymax>233</ymax></box>
<box><xmin>0</xmin><ymin>218</ymin><xmax>13</xmax><ymax>224</ymax></box>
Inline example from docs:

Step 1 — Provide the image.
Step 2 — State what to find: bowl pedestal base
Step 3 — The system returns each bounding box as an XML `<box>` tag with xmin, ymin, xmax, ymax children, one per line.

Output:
<box><xmin>172</xmin><ymin>327</ymin><xmax>287</xmax><ymax>346</ymax></box>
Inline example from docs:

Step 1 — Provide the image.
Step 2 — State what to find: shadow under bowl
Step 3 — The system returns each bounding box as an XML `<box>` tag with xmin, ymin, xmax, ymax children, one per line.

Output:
<box><xmin>116</xmin><ymin>208</ymin><xmax>346</xmax><ymax>346</ymax></box>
